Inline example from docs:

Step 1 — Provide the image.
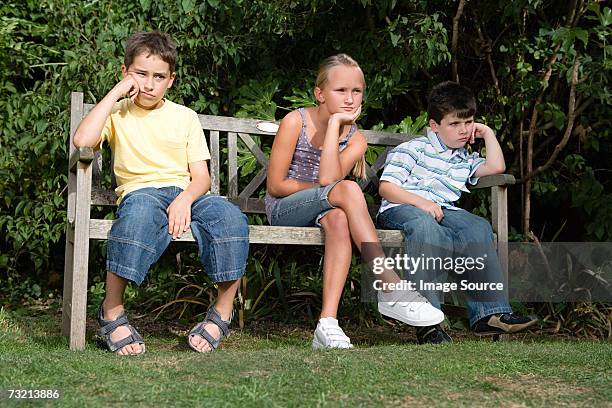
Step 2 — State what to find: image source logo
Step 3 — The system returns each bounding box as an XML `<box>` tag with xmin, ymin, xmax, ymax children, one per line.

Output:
<box><xmin>371</xmin><ymin>253</ymin><xmax>487</xmax><ymax>275</ymax></box>
<box><xmin>360</xmin><ymin>242</ymin><xmax>612</xmax><ymax>303</ymax></box>
<box><xmin>361</xmin><ymin>241</ymin><xmax>507</xmax><ymax>303</ymax></box>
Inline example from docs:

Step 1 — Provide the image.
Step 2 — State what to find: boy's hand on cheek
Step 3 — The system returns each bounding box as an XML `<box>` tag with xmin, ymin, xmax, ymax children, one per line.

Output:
<box><xmin>113</xmin><ymin>74</ymin><xmax>139</xmax><ymax>102</ymax></box>
<box><xmin>415</xmin><ymin>198</ymin><xmax>444</xmax><ymax>222</ymax></box>
<box><xmin>470</xmin><ymin>123</ymin><xmax>494</xmax><ymax>143</ymax></box>
<box><xmin>167</xmin><ymin>192</ymin><xmax>194</xmax><ymax>239</ymax></box>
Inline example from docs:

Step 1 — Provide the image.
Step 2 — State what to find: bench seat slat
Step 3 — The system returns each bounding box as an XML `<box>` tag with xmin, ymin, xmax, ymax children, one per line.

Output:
<box><xmin>90</xmin><ymin>219</ymin><xmax>497</xmax><ymax>246</ymax></box>
<box><xmin>89</xmin><ymin>219</ymin><xmax>405</xmax><ymax>245</ymax></box>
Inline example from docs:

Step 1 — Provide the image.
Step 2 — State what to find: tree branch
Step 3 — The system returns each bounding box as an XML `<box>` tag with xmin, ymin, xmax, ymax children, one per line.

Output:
<box><xmin>451</xmin><ymin>0</ymin><xmax>466</xmax><ymax>82</ymax></box>
<box><xmin>519</xmin><ymin>97</ymin><xmax>593</xmax><ymax>136</ymax></box>
<box><xmin>475</xmin><ymin>19</ymin><xmax>500</xmax><ymax>94</ymax></box>
<box><xmin>365</xmin><ymin>6</ymin><xmax>376</xmax><ymax>32</ymax></box>
<box><xmin>521</xmin><ymin>0</ymin><xmax>579</xmax><ymax>236</ymax></box>
<box><xmin>518</xmin><ymin>55</ymin><xmax>580</xmax><ymax>184</ymax></box>
<box><xmin>510</xmin><ymin>89</ymin><xmax>593</xmax><ymax>175</ymax></box>
<box><xmin>524</xmin><ymin>41</ymin><xmax>561</xmax><ymax>175</ymax></box>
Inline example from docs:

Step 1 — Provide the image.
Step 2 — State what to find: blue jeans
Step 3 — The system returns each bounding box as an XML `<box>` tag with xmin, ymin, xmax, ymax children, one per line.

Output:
<box><xmin>377</xmin><ymin>204</ymin><xmax>512</xmax><ymax>327</ymax></box>
<box><xmin>107</xmin><ymin>187</ymin><xmax>249</xmax><ymax>285</ymax></box>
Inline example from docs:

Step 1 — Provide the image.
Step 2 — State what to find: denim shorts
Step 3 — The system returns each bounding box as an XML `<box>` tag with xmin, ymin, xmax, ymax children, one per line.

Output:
<box><xmin>107</xmin><ymin>187</ymin><xmax>249</xmax><ymax>285</ymax></box>
<box><xmin>268</xmin><ymin>181</ymin><xmax>340</xmax><ymax>227</ymax></box>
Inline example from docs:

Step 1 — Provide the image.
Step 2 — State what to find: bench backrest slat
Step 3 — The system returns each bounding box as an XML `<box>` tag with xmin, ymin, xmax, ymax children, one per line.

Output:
<box><xmin>80</xmin><ymin>99</ymin><xmax>420</xmax><ymax>211</ymax></box>
<box><xmin>227</xmin><ymin>132</ymin><xmax>238</xmax><ymax>198</ymax></box>
<box><xmin>209</xmin><ymin>130</ymin><xmax>220</xmax><ymax>195</ymax></box>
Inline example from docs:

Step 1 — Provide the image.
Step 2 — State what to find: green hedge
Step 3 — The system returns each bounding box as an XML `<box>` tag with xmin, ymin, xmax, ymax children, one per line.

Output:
<box><xmin>0</xmin><ymin>1</ymin><xmax>610</xmax><ymax>331</ymax></box>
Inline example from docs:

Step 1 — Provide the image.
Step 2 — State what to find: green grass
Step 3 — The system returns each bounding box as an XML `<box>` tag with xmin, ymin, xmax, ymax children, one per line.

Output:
<box><xmin>0</xmin><ymin>306</ymin><xmax>610</xmax><ymax>407</ymax></box>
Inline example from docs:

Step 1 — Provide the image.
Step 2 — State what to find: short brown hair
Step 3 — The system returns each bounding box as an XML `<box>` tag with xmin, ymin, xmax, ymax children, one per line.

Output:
<box><xmin>427</xmin><ymin>81</ymin><xmax>476</xmax><ymax>124</ymax></box>
<box><xmin>124</xmin><ymin>31</ymin><xmax>177</xmax><ymax>72</ymax></box>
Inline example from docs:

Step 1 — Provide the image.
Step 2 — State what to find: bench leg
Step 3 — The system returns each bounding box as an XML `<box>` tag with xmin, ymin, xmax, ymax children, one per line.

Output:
<box><xmin>62</xmin><ymin>225</ymin><xmax>74</xmax><ymax>337</ymax></box>
<box><xmin>492</xmin><ymin>185</ymin><xmax>509</xmax><ymax>277</ymax></box>
<box><xmin>237</xmin><ymin>277</ymin><xmax>245</xmax><ymax>329</ymax></box>
<box><xmin>68</xmin><ymin>232</ymin><xmax>89</xmax><ymax>351</ymax></box>
<box><xmin>62</xmin><ymin>166</ymin><xmax>76</xmax><ymax>339</ymax></box>
<box><xmin>62</xmin><ymin>162</ymin><xmax>92</xmax><ymax>351</ymax></box>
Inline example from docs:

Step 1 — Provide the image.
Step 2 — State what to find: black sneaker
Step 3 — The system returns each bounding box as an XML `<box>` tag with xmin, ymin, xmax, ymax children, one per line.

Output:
<box><xmin>416</xmin><ymin>325</ymin><xmax>452</xmax><ymax>344</ymax></box>
<box><xmin>473</xmin><ymin>313</ymin><xmax>537</xmax><ymax>336</ymax></box>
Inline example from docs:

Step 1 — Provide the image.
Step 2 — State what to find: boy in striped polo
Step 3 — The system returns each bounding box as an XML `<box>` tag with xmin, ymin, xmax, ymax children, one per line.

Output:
<box><xmin>377</xmin><ymin>81</ymin><xmax>536</xmax><ymax>344</ymax></box>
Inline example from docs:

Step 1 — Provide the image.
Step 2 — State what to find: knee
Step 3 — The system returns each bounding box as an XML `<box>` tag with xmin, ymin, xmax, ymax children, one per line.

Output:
<box><xmin>329</xmin><ymin>180</ymin><xmax>366</xmax><ymax>207</ymax></box>
<box><xmin>228</xmin><ymin>208</ymin><xmax>249</xmax><ymax>237</ymax></box>
<box><xmin>117</xmin><ymin>193</ymin><xmax>166</xmax><ymax>228</ymax></box>
<box><xmin>220</xmin><ymin>204</ymin><xmax>249</xmax><ymax>236</ymax></box>
<box><xmin>469</xmin><ymin>217</ymin><xmax>494</xmax><ymax>241</ymax></box>
<box><xmin>321</xmin><ymin>209</ymin><xmax>350</xmax><ymax>238</ymax></box>
<box><xmin>192</xmin><ymin>197</ymin><xmax>249</xmax><ymax>237</ymax></box>
<box><xmin>403</xmin><ymin>214</ymin><xmax>445</xmax><ymax>241</ymax></box>
<box><xmin>223</xmin><ymin>201</ymin><xmax>248</xmax><ymax>227</ymax></box>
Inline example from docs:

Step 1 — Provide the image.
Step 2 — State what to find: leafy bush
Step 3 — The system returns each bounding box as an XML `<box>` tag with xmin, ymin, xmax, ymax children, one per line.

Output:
<box><xmin>0</xmin><ymin>1</ymin><xmax>609</xmax><ymax>336</ymax></box>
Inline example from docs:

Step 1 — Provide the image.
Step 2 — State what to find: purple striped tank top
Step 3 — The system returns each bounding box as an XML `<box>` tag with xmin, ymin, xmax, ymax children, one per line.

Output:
<box><xmin>264</xmin><ymin>108</ymin><xmax>356</xmax><ymax>221</ymax></box>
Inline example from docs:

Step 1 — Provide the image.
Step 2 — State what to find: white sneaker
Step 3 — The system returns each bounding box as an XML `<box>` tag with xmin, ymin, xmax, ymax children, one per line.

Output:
<box><xmin>312</xmin><ymin>317</ymin><xmax>354</xmax><ymax>349</ymax></box>
<box><xmin>378</xmin><ymin>289</ymin><xmax>445</xmax><ymax>326</ymax></box>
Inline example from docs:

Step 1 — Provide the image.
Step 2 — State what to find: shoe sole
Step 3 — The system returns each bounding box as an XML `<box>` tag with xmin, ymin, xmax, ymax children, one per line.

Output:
<box><xmin>312</xmin><ymin>338</ymin><xmax>353</xmax><ymax>349</ymax></box>
<box><xmin>312</xmin><ymin>338</ymin><xmax>325</xmax><ymax>349</ymax></box>
<box><xmin>474</xmin><ymin>333</ymin><xmax>512</xmax><ymax>342</ymax></box>
<box><xmin>417</xmin><ymin>336</ymin><xmax>453</xmax><ymax>345</ymax></box>
<box><xmin>418</xmin><ymin>339</ymin><xmax>453</xmax><ymax>345</ymax></box>
<box><xmin>490</xmin><ymin>316</ymin><xmax>538</xmax><ymax>334</ymax></box>
<box><xmin>474</xmin><ymin>317</ymin><xmax>538</xmax><ymax>337</ymax></box>
<box><xmin>95</xmin><ymin>336</ymin><xmax>146</xmax><ymax>355</ymax></box>
<box><xmin>378</xmin><ymin>303</ymin><xmax>444</xmax><ymax>326</ymax></box>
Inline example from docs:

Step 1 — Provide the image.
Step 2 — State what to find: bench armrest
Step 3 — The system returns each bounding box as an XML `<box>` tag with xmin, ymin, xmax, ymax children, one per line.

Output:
<box><xmin>69</xmin><ymin>147</ymin><xmax>95</xmax><ymax>172</ymax></box>
<box><xmin>469</xmin><ymin>174</ymin><xmax>515</xmax><ymax>190</ymax></box>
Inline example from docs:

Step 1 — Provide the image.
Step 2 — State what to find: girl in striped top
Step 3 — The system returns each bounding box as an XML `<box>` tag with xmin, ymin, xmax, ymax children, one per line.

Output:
<box><xmin>265</xmin><ymin>54</ymin><xmax>444</xmax><ymax>349</ymax></box>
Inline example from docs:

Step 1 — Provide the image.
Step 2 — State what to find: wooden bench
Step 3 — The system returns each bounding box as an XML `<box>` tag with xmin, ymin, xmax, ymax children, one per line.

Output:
<box><xmin>63</xmin><ymin>91</ymin><xmax>515</xmax><ymax>350</ymax></box>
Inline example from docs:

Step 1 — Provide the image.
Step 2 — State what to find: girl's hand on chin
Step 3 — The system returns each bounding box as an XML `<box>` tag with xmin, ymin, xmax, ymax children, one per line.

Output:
<box><xmin>329</xmin><ymin>105</ymin><xmax>361</xmax><ymax>126</ymax></box>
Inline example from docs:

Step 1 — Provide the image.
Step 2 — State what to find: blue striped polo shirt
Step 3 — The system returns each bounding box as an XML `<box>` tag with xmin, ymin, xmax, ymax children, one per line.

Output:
<box><xmin>378</xmin><ymin>129</ymin><xmax>485</xmax><ymax>214</ymax></box>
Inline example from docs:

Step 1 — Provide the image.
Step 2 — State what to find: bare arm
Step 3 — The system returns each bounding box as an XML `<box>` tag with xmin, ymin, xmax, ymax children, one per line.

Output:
<box><xmin>166</xmin><ymin>160</ymin><xmax>211</xmax><ymax>239</ymax></box>
<box><xmin>184</xmin><ymin>160</ymin><xmax>211</xmax><ymax>198</ymax></box>
<box><xmin>266</xmin><ymin>111</ymin><xmax>317</xmax><ymax>197</ymax></box>
<box><xmin>72</xmin><ymin>75</ymin><xmax>139</xmax><ymax>148</ymax></box>
<box><xmin>472</xmin><ymin>123</ymin><xmax>506</xmax><ymax>177</ymax></box>
<box><xmin>379</xmin><ymin>181</ymin><xmax>444</xmax><ymax>222</ymax></box>
<box><xmin>319</xmin><ymin>107</ymin><xmax>365</xmax><ymax>185</ymax></box>
<box><xmin>319</xmin><ymin>129</ymin><xmax>367</xmax><ymax>185</ymax></box>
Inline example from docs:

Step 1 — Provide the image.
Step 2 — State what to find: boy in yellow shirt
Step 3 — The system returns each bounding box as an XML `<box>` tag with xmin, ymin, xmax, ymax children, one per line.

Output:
<box><xmin>73</xmin><ymin>31</ymin><xmax>249</xmax><ymax>355</ymax></box>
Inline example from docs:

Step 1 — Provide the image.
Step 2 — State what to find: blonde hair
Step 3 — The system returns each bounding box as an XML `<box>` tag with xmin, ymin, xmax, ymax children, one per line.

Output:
<box><xmin>316</xmin><ymin>53</ymin><xmax>367</xmax><ymax>180</ymax></box>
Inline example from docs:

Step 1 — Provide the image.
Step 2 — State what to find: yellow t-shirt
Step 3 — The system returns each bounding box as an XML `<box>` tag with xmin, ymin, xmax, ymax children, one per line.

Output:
<box><xmin>98</xmin><ymin>99</ymin><xmax>211</xmax><ymax>202</ymax></box>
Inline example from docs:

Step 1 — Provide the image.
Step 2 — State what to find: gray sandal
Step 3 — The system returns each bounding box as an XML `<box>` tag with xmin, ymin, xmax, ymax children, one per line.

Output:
<box><xmin>188</xmin><ymin>304</ymin><xmax>231</xmax><ymax>352</ymax></box>
<box><xmin>97</xmin><ymin>304</ymin><xmax>145</xmax><ymax>355</ymax></box>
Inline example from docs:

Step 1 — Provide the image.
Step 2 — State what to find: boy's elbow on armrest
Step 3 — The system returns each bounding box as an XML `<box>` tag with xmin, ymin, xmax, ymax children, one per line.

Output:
<box><xmin>491</xmin><ymin>162</ymin><xmax>506</xmax><ymax>174</ymax></box>
<box><xmin>72</xmin><ymin>132</ymin><xmax>97</xmax><ymax>149</ymax></box>
<box><xmin>72</xmin><ymin>133</ymin><xmax>84</xmax><ymax>148</ymax></box>
<box><xmin>477</xmin><ymin>162</ymin><xmax>506</xmax><ymax>177</ymax></box>
<box><xmin>72</xmin><ymin>138</ymin><xmax>88</xmax><ymax>149</ymax></box>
